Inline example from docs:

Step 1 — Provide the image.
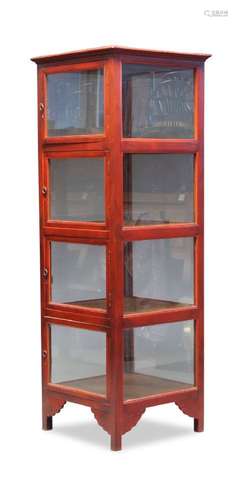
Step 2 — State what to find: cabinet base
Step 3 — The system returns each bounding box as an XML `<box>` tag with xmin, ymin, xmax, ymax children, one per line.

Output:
<box><xmin>42</xmin><ymin>392</ymin><xmax>204</xmax><ymax>450</ymax></box>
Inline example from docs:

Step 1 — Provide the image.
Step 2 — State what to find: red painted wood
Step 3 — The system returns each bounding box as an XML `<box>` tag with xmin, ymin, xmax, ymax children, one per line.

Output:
<box><xmin>122</xmin><ymin>138</ymin><xmax>199</xmax><ymax>153</ymax></box>
<box><xmin>105</xmin><ymin>58</ymin><xmax>124</xmax><ymax>450</ymax></box>
<box><xmin>193</xmin><ymin>65</ymin><xmax>205</xmax><ymax>431</ymax></box>
<box><xmin>43</xmin><ymin>226</ymin><xmax>109</xmax><ymax>239</ymax></box>
<box><xmin>44</xmin><ymin>314</ymin><xmax>110</xmax><ymax>331</ymax></box>
<box><xmin>31</xmin><ymin>45</ymin><xmax>211</xmax><ymax>65</ymax></box>
<box><xmin>45</xmin><ymin>387</ymin><xmax>109</xmax><ymax>410</ymax></box>
<box><xmin>47</xmin><ymin>382</ymin><xmax>108</xmax><ymax>403</ymax></box>
<box><xmin>92</xmin><ymin>406</ymin><xmax>145</xmax><ymax>436</ymax></box>
<box><xmin>123</xmin><ymin>306</ymin><xmax>198</xmax><ymax>328</ymax></box>
<box><xmin>33</xmin><ymin>47</ymin><xmax>209</xmax><ymax>449</ymax></box>
<box><xmin>122</xmin><ymin>223</ymin><xmax>199</xmax><ymax>241</ymax></box>
<box><xmin>124</xmin><ymin>386</ymin><xmax>198</xmax><ymax>409</ymax></box>
<box><xmin>44</xmin><ymin>135</ymin><xmax>106</xmax><ymax>146</ymax></box>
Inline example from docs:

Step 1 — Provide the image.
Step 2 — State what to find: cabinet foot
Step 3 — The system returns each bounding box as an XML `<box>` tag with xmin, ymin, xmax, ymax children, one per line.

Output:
<box><xmin>111</xmin><ymin>434</ymin><xmax>122</xmax><ymax>451</ymax></box>
<box><xmin>175</xmin><ymin>394</ymin><xmax>204</xmax><ymax>433</ymax></box>
<box><xmin>42</xmin><ymin>394</ymin><xmax>66</xmax><ymax>431</ymax></box>
<box><xmin>43</xmin><ymin>415</ymin><xmax>53</xmax><ymax>430</ymax></box>
<box><xmin>194</xmin><ymin>417</ymin><xmax>204</xmax><ymax>432</ymax></box>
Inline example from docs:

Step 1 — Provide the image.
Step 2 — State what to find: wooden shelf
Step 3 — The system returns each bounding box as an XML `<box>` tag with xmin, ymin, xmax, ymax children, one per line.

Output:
<box><xmin>57</xmin><ymin>372</ymin><xmax>193</xmax><ymax>399</ymax></box>
<box><xmin>124</xmin><ymin>220</ymin><xmax>176</xmax><ymax>226</ymax></box>
<box><xmin>65</xmin><ymin>296</ymin><xmax>189</xmax><ymax>313</ymax></box>
<box><xmin>124</xmin><ymin>220</ymin><xmax>193</xmax><ymax>226</ymax></box>
<box><xmin>66</xmin><ymin>298</ymin><xmax>107</xmax><ymax>309</ymax></box>
<box><xmin>124</xmin><ymin>296</ymin><xmax>189</xmax><ymax>313</ymax></box>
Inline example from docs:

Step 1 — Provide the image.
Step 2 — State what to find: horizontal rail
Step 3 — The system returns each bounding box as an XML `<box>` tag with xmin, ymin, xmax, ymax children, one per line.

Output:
<box><xmin>45</xmin><ymin>385</ymin><xmax>109</xmax><ymax>408</ymax></box>
<box><xmin>121</xmin><ymin>139</ymin><xmax>199</xmax><ymax>153</ymax></box>
<box><xmin>122</xmin><ymin>223</ymin><xmax>200</xmax><ymax>240</ymax></box>
<box><xmin>123</xmin><ymin>386</ymin><xmax>198</xmax><ymax>409</ymax></box>
<box><xmin>123</xmin><ymin>305</ymin><xmax>198</xmax><ymax>328</ymax></box>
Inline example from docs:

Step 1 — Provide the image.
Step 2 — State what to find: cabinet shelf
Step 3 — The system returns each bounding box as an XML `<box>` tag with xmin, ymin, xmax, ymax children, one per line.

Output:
<box><xmin>64</xmin><ymin>296</ymin><xmax>190</xmax><ymax>313</ymax></box>
<box><xmin>57</xmin><ymin>372</ymin><xmax>193</xmax><ymax>399</ymax></box>
<box><xmin>124</xmin><ymin>220</ymin><xmax>179</xmax><ymax>226</ymax></box>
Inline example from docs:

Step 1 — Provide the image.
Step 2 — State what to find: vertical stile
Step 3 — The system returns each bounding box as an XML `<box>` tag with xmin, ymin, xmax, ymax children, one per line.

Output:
<box><xmin>37</xmin><ymin>67</ymin><xmax>49</xmax><ymax>427</ymax></box>
<box><xmin>194</xmin><ymin>65</ymin><xmax>205</xmax><ymax>418</ymax></box>
<box><xmin>105</xmin><ymin>58</ymin><xmax>124</xmax><ymax>449</ymax></box>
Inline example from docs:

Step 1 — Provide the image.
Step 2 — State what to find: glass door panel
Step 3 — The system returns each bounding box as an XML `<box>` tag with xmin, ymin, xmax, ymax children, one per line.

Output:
<box><xmin>49</xmin><ymin>157</ymin><xmax>104</xmax><ymax>222</ymax></box>
<box><xmin>124</xmin><ymin>320</ymin><xmax>194</xmax><ymax>399</ymax></box>
<box><xmin>124</xmin><ymin>154</ymin><xmax>194</xmax><ymax>225</ymax></box>
<box><xmin>51</xmin><ymin>242</ymin><xmax>106</xmax><ymax>309</ymax></box>
<box><xmin>47</xmin><ymin>69</ymin><xmax>104</xmax><ymax>136</ymax></box>
<box><xmin>50</xmin><ymin>324</ymin><xmax>106</xmax><ymax>395</ymax></box>
<box><xmin>124</xmin><ymin>238</ymin><xmax>194</xmax><ymax>313</ymax></box>
<box><xmin>123</xmin><ymin>65</ymin><xmax>194</xmax><ymax>138</ymax></box>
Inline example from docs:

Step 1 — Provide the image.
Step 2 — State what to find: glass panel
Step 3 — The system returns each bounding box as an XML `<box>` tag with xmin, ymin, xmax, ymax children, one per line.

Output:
<box><xmin>51</xmin><ymin>324</ymin><xmax>106</xmax><ymax>394</ymax></box>
<box><xmin>124</xmin><ymin>238</ymin><xmax>194</xmax><ymax>313</ymax></box>
<box><xmin>123</xmin><ymin>321</ymin><xmax>194</xmax><ymax>399</ymax></box>
<box><xmin>51</xmin><ymin>242</ymin><xmax>106</xmax><ymax>309</ymax></box>
<box><xmin>123</xmin><ymin>65</ymin><xmax>194</xmax><ymax>138</ymax></box>
<box><xmin>50</xmin><ymin>157</ymin><xmax>104</xmax><ymax>222</ymax></box>
<box><xmin>47</xmin><ymin>69</ymin><xmax>104</xmax><ymax>136</ymax></box>
<box><xmin>124</xmin><ymin>154</ymin><xmax>194</xmax><ymax>225</ymax></box>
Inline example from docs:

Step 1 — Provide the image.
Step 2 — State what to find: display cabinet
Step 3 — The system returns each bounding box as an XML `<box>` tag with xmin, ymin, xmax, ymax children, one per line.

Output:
<box><xmin>32</xmin><ymin>46</ymin><xmax>210</xmax><ymax>450</ymax></box>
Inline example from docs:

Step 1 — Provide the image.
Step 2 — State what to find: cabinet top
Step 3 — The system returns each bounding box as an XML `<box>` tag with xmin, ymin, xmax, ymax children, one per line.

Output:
<box><xmin>31</xmin><ymin>45</ymin><xmax>211</xmax><ymax>65</ymax></box>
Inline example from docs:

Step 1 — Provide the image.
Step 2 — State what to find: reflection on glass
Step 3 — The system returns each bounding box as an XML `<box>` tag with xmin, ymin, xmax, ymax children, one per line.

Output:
<box><xmin>124</xmin><ymin>238</ymin><xmax>194</xmax><ymax>313</ymax></box>
<box><xmin>51</xmin><ymin>324</ymin><xmax>106</xmax><ymax>394</ymax></box>
<box><xmin>123</xmin><ymin>321</ymin><xmax>194</xmax><ymax>399</ymax></box>
<box><xmin>123</xmin><ymin>65</ymin><xmax>194</xmax><ymax>138</ymax></box>
<box><xmin>47</xmin><ymin>69</ymin><xmax>104</xmax><ymax>136</ymax></box>
<box><xmin>50</xmin><ymin>157</ymin><xmax>104</xmax><ymax>222</ymax></box>
<box><xmin>51</xmin><ymin>242</ymin><xmax>106</xmax><ymax>309</ymax></box>
<box><xmin>124</xmin><ymin>154</ymin><xmax>194</xmax><ymax>225</ymax></box>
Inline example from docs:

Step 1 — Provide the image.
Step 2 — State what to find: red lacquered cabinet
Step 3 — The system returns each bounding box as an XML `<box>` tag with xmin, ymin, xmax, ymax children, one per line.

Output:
<box><xmin>32</xmin><ymin>46</ymin><xmax>211</xmax><ymax>450</ymax></box>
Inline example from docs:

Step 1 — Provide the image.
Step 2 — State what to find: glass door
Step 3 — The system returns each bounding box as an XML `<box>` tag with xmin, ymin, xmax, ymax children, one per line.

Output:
<box><xmin>46</xmin><ymin>67</ymin><xmax>104</xmax><ymax>137</ymax></box>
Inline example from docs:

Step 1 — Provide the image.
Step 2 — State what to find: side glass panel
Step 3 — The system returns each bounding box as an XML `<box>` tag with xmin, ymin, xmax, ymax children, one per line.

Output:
<box><xmin>123</xmin><ymin>65</ymin><xmax>194</xmax><ymax>138</ymax></box>
<box><xmin>50</xmin><ymin>324</ymin><xmax>106</xmax><ymax>395</ymax></box>
<box><xmin>124</xmin><ymin>238</ymin><xmax>194</xmax><ymax>313</ymax></box>
<box><xmin>47</xmin><ymin>69</ymin><xmax>104</xmax><ymax>136</ymax></box>
<box><xmin>124</xmin><ymin>320</ymin><xmax>194</xmax><ymax>399</ymax></box>
<box><xmin>124</xmin><ymin>154</ymin><xmax>194</xmax><ymax>225</ymax></box>
<box><xmin>51</xmin><ymin>242</ymin><xmax>106</xmax><ymax>309</ymax></box>
<box><xmin>49</xmin><ymin>157</ymin><xmax>104</xmax><ymax>222</ymax></box>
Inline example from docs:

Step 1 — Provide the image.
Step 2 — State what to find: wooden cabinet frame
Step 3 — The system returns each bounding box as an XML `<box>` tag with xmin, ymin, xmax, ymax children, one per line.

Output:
<box><xmin>32</xmin><ymin>46</ymin><xmax>210</xmax><ymax>450</ymax></box>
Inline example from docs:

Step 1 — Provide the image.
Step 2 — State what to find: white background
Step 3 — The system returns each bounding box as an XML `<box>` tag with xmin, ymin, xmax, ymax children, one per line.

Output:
<box><xmin>1</xmin><ymin>1</ymin><xmax>237</xmax><ymax>498</ymax></box>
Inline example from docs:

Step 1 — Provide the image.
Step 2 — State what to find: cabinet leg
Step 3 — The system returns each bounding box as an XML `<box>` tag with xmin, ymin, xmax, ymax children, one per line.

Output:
<box><xmin>194</xmin><ymin>416</ymin><xmax>204</xmax><ymax>432</ymax></box>
<box><xmin>43</xmin><ymin>415</ymin><xmax>53</xmax><ymax>430</ymax></box>
<box><xmin>111</xmin><ymin>433</ymin><xmax>122</xmax><ymax>451</ymax></box>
